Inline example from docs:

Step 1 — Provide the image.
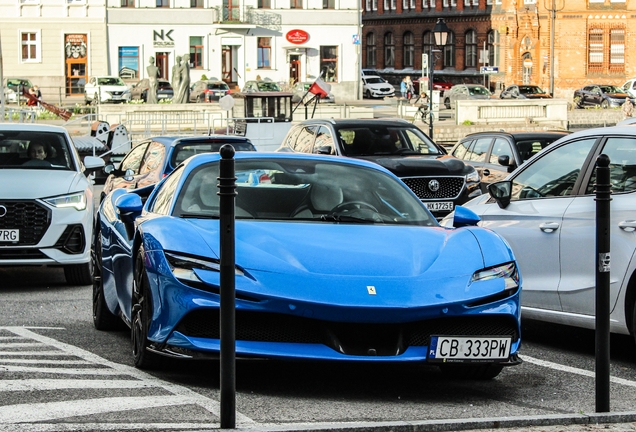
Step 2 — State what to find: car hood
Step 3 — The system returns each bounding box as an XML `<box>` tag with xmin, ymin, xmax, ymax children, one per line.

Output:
<box><xmin>607</xmin><ymin>92</ymin><xmax>630</xmax><ymax>99</ymax></box>
<box><xmin>0</xmin><ymin>170</ymin><xmax>87</xmax><ymax>198</ymax></box>
<box><xmin>524</xmin><ymin>94</ymin><xmax>551</xmax><ymax>99</ymax></box>
<box><xmin>355</xmin><ymin>154</ymin><xmax>470</xmax><ymax>176</ymax></box>
<box><xmin>96</xmin><ymin>85</ymin><xmax>128</xmax><ymax>92</ymax></box>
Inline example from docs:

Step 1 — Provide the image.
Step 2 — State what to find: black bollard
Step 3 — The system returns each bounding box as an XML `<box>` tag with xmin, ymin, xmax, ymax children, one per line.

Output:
<box><xmin>595</xmin><ymin>153</ymin><xmax>611</xmax><ymax>413</ymax></box>
<box><xmin>218</xmin><ymin>144</ymin><xmax>237</xmax><ymax>428</ymax></box>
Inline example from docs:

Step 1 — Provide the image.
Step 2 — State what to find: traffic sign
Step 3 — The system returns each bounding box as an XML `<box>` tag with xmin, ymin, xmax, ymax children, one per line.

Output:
<box><xmin>480</xmin><ymin>66</ymin><xmax>499</xmax><ymax>74</ymax></box>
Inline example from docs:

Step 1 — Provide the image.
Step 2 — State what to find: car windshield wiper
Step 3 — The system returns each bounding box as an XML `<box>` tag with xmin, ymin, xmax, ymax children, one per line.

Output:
<box><xmin>394</xmin><ymin>148</ymin><xmax>422</xmax><ymax>155</ymax></box>
<box><xmin>180</xmin><ymin>213</ymin><xmax>219</xmax><ymax>219</ymax></box>
<box><xmin>320</xmin><ymin>214</ymin><xmax>375</xmax><ymax>224</ymax></box>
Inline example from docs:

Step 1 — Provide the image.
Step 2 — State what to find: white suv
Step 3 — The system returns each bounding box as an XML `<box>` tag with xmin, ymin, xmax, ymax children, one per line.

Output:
<box><xmin>84</xmin><ymin>76</ymin><xmax>131</xmax><ymax>104</ymax></box>
<box><xmin>0</xmin><ymin>124</ymin><xmax>105</xmax><ymax>285</ymax></box>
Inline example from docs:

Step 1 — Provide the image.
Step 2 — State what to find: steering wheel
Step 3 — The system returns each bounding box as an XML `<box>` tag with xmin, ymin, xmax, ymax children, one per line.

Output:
<box><xmin>329</xmin><ymin>201</ymin><xmax>379</xmax><ymax>215</ymax></box>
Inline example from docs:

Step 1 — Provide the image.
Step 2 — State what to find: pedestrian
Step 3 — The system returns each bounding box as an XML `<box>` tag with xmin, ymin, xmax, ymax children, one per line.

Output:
<box><xmin>405</xmin><ymin>76</ymin><xmax>414</xmax><ymax>99</ymax></box>
<box><xmin>400</xmin><ymin>77</ymin><xmax>408</xmax><ymax>99</ymax></box>
<box><xmin>622</xmin><ymin>97</ymin><xmax>634</xmax><ymax>119</ymax></box>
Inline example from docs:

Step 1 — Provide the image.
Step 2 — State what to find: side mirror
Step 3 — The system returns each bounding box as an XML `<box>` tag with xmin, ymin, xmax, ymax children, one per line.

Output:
<box><xmin>315</xmin><ymin>146</ymin><xmax>333</xmax><ymax>155</ymax></box>
<box><xmin>488</xmin><ymin>181</ymin><xmax>512</xmax><ymax>209</ymax></box>
<box><xmin>498</xmin><ymin>155</ymin><xmax>510</xmax><ymax>167</ymax></box>
<box><xmin>123</xmin><ymin>168</ymin><xmax>135</xmax><ymax>181</ymax></box>
<box><xmin>452</xmin><ymin>205</ymin><xmax>481</xmax><ymax>228</ymax></box>
<box><xmin>103</xmin><ymin>163</ymin><xmax>115</xmax><ymax>175</ymax></box>
<box><xmin>115</xmin><ymin>193</ymin><xmax>143</xmax><ymax>239</ymax></box>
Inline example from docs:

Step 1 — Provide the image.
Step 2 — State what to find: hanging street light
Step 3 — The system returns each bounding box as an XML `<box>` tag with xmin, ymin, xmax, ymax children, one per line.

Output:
<box><xmin>428</xmin><ymin>18</ymin><xmax>450</xmax><ymax>139</ymax></box>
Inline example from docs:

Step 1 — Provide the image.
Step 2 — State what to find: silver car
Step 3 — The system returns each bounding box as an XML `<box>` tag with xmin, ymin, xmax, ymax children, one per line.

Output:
<box><xmin>443</xmin><ymin>84</ymin><xmax>492</xmax><ymax>109</ymax></box>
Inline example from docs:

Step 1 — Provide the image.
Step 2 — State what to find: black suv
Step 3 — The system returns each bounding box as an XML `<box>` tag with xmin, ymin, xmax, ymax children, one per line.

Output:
<box><xmin>277</xmin><ymin>118</ymin><xmax>482</xmax><ymax>219</ymax></box>
<box><xmin>449</xmin><ymin>130</ymin><xmax>570</xmax><ymax>191</ymax></box>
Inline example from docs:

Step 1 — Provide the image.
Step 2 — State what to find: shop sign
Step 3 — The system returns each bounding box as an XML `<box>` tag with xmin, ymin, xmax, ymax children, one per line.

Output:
<box><xmin>286</xmin><ymin>29</ymin><xmax>309</xmax><ymax>45</ymax></box>
<box><xmin>153</xmin><ymin>29</ymin><xmax>175</xmax><ymax>48</ymax></box>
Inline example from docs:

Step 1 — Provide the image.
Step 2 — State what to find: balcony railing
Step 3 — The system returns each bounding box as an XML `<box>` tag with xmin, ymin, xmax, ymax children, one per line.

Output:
<box><xmin>212</xmin><ymin>5</ymin><xmax>281</xmax><ymax>28</ymax></box>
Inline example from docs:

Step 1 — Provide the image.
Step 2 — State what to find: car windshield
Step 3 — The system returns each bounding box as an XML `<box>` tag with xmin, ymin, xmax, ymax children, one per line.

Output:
<box><xmin>600</xmin><ymin>85</ymin><xmax>624</xmax><ymax>94</ymax></box>
<box><xmin>365</xmin><ymin>77</ymin><xmax>385</xmax><ymax>84</ymax></box>
<box><xmin>468</xmin><ymin>86</ymin><xmax>490</xmax><ymax>96</ymax></box>
<box><xmin>207</xmin><ymin>83</ymin><xmax>229</xmax><ymax>90</ymax></box>
<box><xmin>256</xmin><ymin>82</ymin><xmax>281</xmax><ymax>91</ymax></box>
<box><xmin>337</xmin><ymin>126</ymin><xmax>443</xmax><ymax>156</ymax></box>
<box><xmin>171</xmin><ymin>141</ymin><xmax>255</xmax><ymax>166</ymax></box>
<box><xmin>519</xmin><ymin>86</ymin><xmax>545</xmax><ymax>94</ymax></box>
<box><xmin>174</xmin><ymin>159</ymin><xmax>436</xmax><ymax>225</ymax></box>
<box><xmin>158</xmin><ymin>81</ymin><xmax>172</xmax><ymax>89</ymax></box>
<box><xmin>97</xmin><ymin>77</ymin><xmax>125</xmax><ymax>86</ymax></box>
<box><xmin>0</xmin><ymin>131</ymin><xmax>74</xmax><ymax>170</ymax></box>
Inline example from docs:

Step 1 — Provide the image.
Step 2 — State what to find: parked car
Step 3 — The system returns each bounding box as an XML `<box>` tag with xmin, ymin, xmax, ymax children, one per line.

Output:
<box><xmin>276</xmin><ymin>118</ymin><xmax>482</xmax><ymax>220</ymax></box>
<box><xmin>413</xmin><ymin>78</ymin><xmax>454</xmax><ymax>96</ymax></box>
<box><xmin>242</xmin><ymin>79</ymin><xmax>282</xmax><ymax>93</ymax></box>
<box><xmin>93</xmin><ymin>151</ymin><xmax>521</xmax><ymax>377</ymax></box>
<box><xmin>362</xmin><ymin>75</ymin><xmax>396</xmax><ymax>99</ymax></box>
<box><xmin>449</xmin><ymin>131</ymin><xmax>570</xmax><ymax>191</ymax></box>
<box><xmin>622</xmin><ymin>78</ymin><xmax>636</xmax><ymax>98</ymax></box>
<box><xmin>291</xmin><ymin>81</ymin><xmax>336</xmax><ymax>104</ymax></box>
<box><xmin>0</xmin><ymin>124</ymin><xmax>104</xmax><ymax>285</ymax></box>
<box><xmin>101</xmin><ymin>135</ymin><xmax>256</xmax><ymax>202</ymax></box>
<box><xmin>443</xmin><ymin>84</ymin><xmax>492</xmax><ymax>109</ymax></box>
<box><xmin>131</xmin><ymin>78</ymin><xmax>174</xmax><ymax>102</ymax></box>
<box><xmin>444</xmin><ymin>125</ymin><xmax>636</xmax><ymax>344</ymax></box>
<box><xmin>3</xmin><ymin>78</ymin><xmax>34</xmax><ymax>104</ymax></box>
<box><xmin>84</xmin><ymin>76</ymin><xmax>132</xmax><ymax>104</ymax></box>
<box><xmin>190</xmin><ymin>80</ymin><xmax>232</xmax><ymax>102</ymax></box>
<box><xmin>499</xmin><ymin>85</ymin><xmax>552</xmax><ymax>99</ymax></box>
<box><xmin>572</xmin><ymin>84</ymin><xmax>633</xmax><ymax>109</ymax></box>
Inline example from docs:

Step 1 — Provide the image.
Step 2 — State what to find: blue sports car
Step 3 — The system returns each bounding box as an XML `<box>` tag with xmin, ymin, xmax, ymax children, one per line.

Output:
<box><xmin>92</xmin><ymin>151</ymin><xmax>522</xmax><ymax>379</ymax></box>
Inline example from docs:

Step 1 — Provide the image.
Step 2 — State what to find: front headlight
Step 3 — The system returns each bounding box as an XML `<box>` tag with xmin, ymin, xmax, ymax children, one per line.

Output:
<box><xmin>43</xmin><ymin>192</ymin><xmax>87</xmax><ymax>211</ymax></box>
<box><xmin>465</xmin><ymin>168</ymin><xmax>480</xmax><ymax>184</ymax></box>
<box><xmin>165</xmin><ymin>252</ymin><xmax>244</xmax><ymax>285</ymax></box>
<box><xmin>471</xmin><ymin>262</ymin><xmax>519</xmax><ymax>291</ymax></box>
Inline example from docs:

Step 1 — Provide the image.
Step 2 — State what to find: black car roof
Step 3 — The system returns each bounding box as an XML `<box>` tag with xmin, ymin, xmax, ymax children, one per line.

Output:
<box><xmin>152</xmin><ymin>135</ymin><xmax>254</xmax><ymax>147</ymax></box>
<box><xmin>295</xmin><ymin>118</ymin><xmax>414</xmax><ymax>128</ymax></box>
<box><xmin>461</xmin><ymin>130</ymin><xmax>570</xmax><ymax>141</ymax></box>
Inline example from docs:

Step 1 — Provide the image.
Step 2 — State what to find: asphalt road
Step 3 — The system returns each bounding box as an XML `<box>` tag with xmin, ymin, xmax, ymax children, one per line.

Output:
<box><xmin>1</xmin><ymin>186</ymin><xmax>636</xmax><ymax>432</ymax></box>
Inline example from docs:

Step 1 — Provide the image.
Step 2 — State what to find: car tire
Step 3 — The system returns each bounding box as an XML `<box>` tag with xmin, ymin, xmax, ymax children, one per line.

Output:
<box><xmin>438</xmin><ymin>363</ymin><xmax>504</xmax><ymax>380</ymax></box>
<box><xmin>365</xmin><ymin>90</ymin><xmax>372</xmax><ymax>99</ymax></box>
<box><xmin>64</xmin><ymin>262</ymin><xmax>92</xmax><ymax>286</ymax></box>
<box><xmin>444</xmin><ymin>98</ymin><xmax>451</xmax><ymax>110</ymax></box>
<box><xmin>196</xmin><ymin>95</ymin><xmax>203</xmax><ymax>103</ymax></box>
<box><xmin>131</xmin><ymin>246</ymin><xmax>160</xmax><ymax>369</ymax></box>
<box><xmin>84</xmin><ymin>94</ymin><xmax>90</xmax><ymax>105</ymax></box>
<box><xmin>573</xmin><ymin>96</ymin><xmax>583</xmax><ymax>109</ymax></box>
<box><xmin>601</xmin><ymin>100</ymin><xmax>609</xmax><ymax>109</ymax></box>
<box><xmin>92</xmin><ymin>225</ymin><xmax>124</xmax><ymax>330</ymax></box>
<box><xmin>91</xmin><ymin>94</ymin><xmax>99</xmax><ymax>106</ymax></box>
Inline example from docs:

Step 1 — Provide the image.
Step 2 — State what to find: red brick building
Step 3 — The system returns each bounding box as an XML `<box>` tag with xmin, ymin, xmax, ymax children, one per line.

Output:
<box><xmin>362</xmin><ymin>0</ymin><xmax>635</xmax><ymax>98</ymax></box>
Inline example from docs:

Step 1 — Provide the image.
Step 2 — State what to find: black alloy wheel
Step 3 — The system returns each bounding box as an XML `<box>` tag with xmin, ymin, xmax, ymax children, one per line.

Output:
<box><xmin>131</xmin><ymin>246</ymin><xmax>160</xmax><ymax>369</ymax></box>
<box><xmin>91</xmin><ymin>225</ymin><xmax>124</xmax><ymax>330</ymax></box>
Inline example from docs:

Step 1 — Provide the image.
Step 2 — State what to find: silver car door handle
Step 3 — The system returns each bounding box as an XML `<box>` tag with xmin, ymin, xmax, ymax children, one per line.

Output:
<box><xmin>619</xmin><ymin>220</ymin><xmax>636</xmax><ymax>232</ymax></box>
<box><xmin>539</xmin><ymin>222</ymin><xmax>560</xmax><ymax>233</ymax></box>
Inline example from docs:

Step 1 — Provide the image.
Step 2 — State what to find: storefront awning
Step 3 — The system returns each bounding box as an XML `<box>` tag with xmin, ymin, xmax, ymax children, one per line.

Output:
<box><xmin>282</xmin><ymin>46</ymin><xmax>317</xmax><ymax>51</ymax></box>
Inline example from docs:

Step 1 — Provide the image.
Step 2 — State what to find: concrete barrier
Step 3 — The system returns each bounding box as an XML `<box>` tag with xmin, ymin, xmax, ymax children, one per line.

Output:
<box><xmin>455</xmin><ymin>99</ymin><xmax>569</xmax><ymax>129</ymax></box>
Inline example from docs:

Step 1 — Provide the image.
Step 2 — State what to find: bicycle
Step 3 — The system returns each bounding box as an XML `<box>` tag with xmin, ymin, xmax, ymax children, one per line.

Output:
<box><xmin>411</xmin><ymin>104</ymin><xmax>430</xmax><ymax>125</ymax></box>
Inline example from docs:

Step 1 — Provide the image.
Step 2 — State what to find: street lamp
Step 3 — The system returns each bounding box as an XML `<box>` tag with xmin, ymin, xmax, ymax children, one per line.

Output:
<box><xmin>428</xmin><ymin>18</ymin><xmax>450</xmax><ymax>139</ymax></box>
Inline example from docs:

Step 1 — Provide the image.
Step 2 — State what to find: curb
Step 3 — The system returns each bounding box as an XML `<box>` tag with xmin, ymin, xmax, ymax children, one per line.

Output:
<box><xmin>217</xmin><ymin>412</ymin><xmax>636</xmax><ymax>431</ymax></box>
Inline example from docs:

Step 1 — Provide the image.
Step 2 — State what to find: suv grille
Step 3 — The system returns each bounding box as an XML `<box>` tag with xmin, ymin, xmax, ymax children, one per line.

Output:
<box><xmin>401</xmin><ymin>176</ymin><xmax>465</xmax><ymax>200</ymax></box>
<box><xmin>0</xmin><ymin>200</ymin><xmax>51</xmax><ymax>245</ymax></box>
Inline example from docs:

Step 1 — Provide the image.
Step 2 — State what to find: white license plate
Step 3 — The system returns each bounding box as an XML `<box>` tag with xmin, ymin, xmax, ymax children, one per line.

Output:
<box><xmin>425</xmin><ymin>201</ymin><xmax>454</xmax><ymax>211</ymax></box>
<box><xmin>0</xmin><ymin>229</ymin><xmax>19</xmax><ymax>242</ymax></box>
<box><xmin>428</xmin><ymin>336</ymin><xmax>511</xmax><ymax>362</ymax></box>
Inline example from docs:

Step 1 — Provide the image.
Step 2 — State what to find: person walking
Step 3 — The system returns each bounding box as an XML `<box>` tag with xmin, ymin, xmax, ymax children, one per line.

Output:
<box><xmin>405</xmin><ymin>76</ymin><xmax>415</xmax><ymax>99</ymax></box>
<box><xmin>622</xmin><ymin>97</ymin><xmax>634</xmax><ymax>119</ymax></box>
<box><xmin>400</xmin><ymin>77</ymin><xmax>408</xmax><ymax>99</ymax></box>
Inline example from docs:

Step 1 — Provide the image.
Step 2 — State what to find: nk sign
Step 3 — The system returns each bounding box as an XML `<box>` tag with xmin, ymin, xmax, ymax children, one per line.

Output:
<box><xmin>480</xmin><ymin>66</ymin><xmax>499</xmax><ymax>74</ymax></box>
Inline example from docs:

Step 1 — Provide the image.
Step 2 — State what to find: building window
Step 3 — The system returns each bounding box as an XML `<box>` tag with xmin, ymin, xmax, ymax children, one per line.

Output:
<box><xmin>373</xmin><ymin>0</ymin><xmax>378</xmax><ymax>10</ymax></box>
<box><xmin>156</xmin><ymin>0</ymin><xmax>169</xmax><ymax>7</ymax></box>
<box><xmin>610</xmin><ymin>29</ymin><xmax>625</xmax><ymax>65</ymax></box>
<box><xmin>443</xmin><ymin>0</ymin><xmax>456</xmax><ymax>6</ymax></box>
<box><xmin>524</xmin><ymin>0</ymin><xmax>536</xmax><ymax>3</ymax></box>
<box><xmin>323</xmin><ymin>0</ymin><xmax>335</xmax><ymax>8</ymax></box>
<box><xmin>258</xmin><ymin>37</ymin><xmax>271</xmax><ymax>68</ymax></box>
<box><xmin>121</xmin><ymin>0</ymin><xmax>134</xmax><ymax>6</ymax></box>
<box><xmin>488</xmin><ymin>29</ymin><xmax>499</xmax><ymax>66</ymax></box>
<box><xmin>20</xmin><ymin>32</ymin><xmax>40</xmax><ymax>62</ymax></box>
<box><xmin>443</xmin><ymin>31</ymin><xmax>455</xmax><ymax>67</ymax></box>
<box><xmin>403</xmin><ymin>32</ymin><xmax>414</xmax><ymax>67</ymax></box>
<box><xmin>588</xmin><ymin>28</ymin><xmax>604</xmax><ymax>69</ymax></box>
<box><xmin>391</xmin><ymin>0</ymin><xmax>396</xmax><ymax>8</ymax></box>
<box><xmin>465</xmin><ymin>29</ymin><xmax>477</xmax><ymax>67</ymax></box>
<box><xmin>384</xmin><ymin>0</ymin><xmax>389</xmax><ymax>9</ymax></box>
<box><xmin>320</xmin><ymin>46</ymin><xmax>338</xmax><ymax>82</ymax></box>
<box><xmin>464</xmin><ymin>0</ymin><xmax>477</xmax><ymax>5</ymax></box>
<box><xmin>366</xmin><ymin>33</ymin><xmax>376</xmax><ymax>67</ymax></box>
<box><xmin>366</xmin><ymin>0</ymin><xmax>371</xmax><ymax>9</ymax></box>
<box><xmin>190</xmin><ymin>37</ymin><xmax>203</xmax><ymax>69</ymax></box>
<box><xmin>422</xmin><ymin>0</ymin><xmax>435</xmax><ymax>6</ymax></box>
<box><xmin>118</xmin><ymin>47</ymin><xmax>139</xmax><ymax>79</ymax></box>
<box><xmin>384</xmin><ymin>32</ymin><xmax>395</xmax><ymax>68</ymax></box>
<box><xmin>190</xmin><ymin>0</ymin><xmax>203</xmax><ymax>6</ymax></box>
<box><xmin>422</xmin><ymin>31</ymin><xmax>433</xmax><ymax>58</ymax></box>
<box><xmin>291</xmin><ymin>0</ymin><xmax>302</xmax><ymax>7</ymax></box>
<box><xmin>258</xmin><ymin>0</ymin><xmax>271</xmax><ymax>7</ymax></box>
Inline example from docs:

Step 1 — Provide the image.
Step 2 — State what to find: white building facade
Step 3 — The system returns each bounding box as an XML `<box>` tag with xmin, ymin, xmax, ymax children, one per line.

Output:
<box><xmin>1</xmin><ymin>0</ymin><xmax>361</xmax><ymax>102</ymax></box>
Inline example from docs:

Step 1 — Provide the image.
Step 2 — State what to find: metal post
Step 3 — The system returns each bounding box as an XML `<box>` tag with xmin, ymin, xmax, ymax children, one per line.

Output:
<box><xmin>595</xmin><ymin>153</ymin><xmax>611</xmax><ymax>413</ymax></box>
<box><xmin>428</xmin><ymin>43</ymin><xmax>434</xmax><ymax>139</ymax></box>
<box><xmin>550</xmin><ymin>2</ymin><xmax>555</xmax><ymax>97</ymax></box>
<box><xmin>218</xmin><ymin>144</ymin><xmax>237</xmax><ymax>429</ymax></box>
